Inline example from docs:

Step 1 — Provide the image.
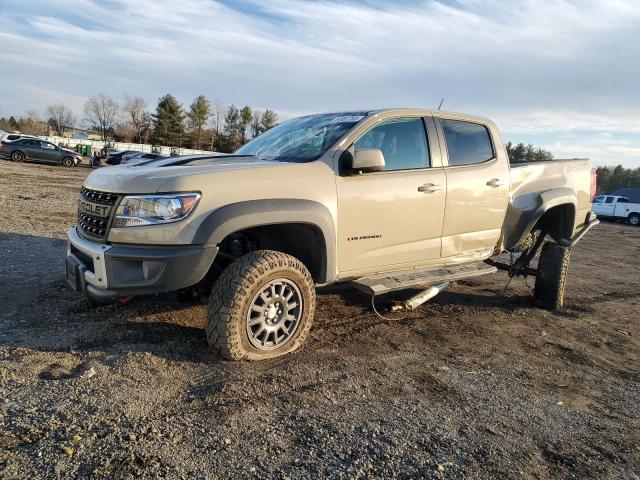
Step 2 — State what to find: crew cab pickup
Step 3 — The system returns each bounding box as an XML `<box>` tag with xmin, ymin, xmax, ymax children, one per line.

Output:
<box><xmin>592</xmin><ymin>195</ymin><xmax>640</xmax><ymax>226</ymax></box>
<box><xmin>66</xmin><ymin>109</ymin><xmax>598</xmax><ymax>360</ymax></box>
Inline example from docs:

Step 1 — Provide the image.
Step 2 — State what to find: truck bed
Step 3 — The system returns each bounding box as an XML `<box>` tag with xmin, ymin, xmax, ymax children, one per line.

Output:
<box><xmin>502</xmin><ymin>158</ymin><xmax>593</xmax><ymax>249</ymax></box>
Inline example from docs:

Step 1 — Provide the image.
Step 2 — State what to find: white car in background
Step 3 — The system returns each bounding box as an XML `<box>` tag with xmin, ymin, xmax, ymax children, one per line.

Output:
<box><xmin>592</xmin><ymin>195</ymin><xmax>640</xmax><ymax>225</ymax></box>
<box><xmin>0</xmin><ymin>132</ymin><xmax>38</xmax><ymax>143</ymax></box>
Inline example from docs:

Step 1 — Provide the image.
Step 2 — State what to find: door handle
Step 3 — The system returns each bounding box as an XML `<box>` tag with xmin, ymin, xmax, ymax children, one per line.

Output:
<box><xmin>418</xmin><ymin>183</ymin><xmax>441</xmax><ymax>193</ymax></box>
<box><xmin>486</xmin><ymin>178</ymin><xmax>504</xmax><ymax>188</ymax></box>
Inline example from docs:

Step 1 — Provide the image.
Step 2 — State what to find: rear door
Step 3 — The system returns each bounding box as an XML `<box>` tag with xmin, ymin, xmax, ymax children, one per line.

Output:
<box><xmin>335</xmin><ymin>116</ymin><xmax>446</xmax><ymax>275</ymax></box>
<box><xmin>435</xmin><ymin>116</ymin><xmax>510</xmax><ymax>258</ymax></box>
<box><xmin>612</xmin><ymin>197</ymin><xmax>629</xmax><ymax>217</ymax></box>
<box><xmin>20</xmin><ymin>140</ymin><xmax>38</xmax><ymax>160</ymax></box>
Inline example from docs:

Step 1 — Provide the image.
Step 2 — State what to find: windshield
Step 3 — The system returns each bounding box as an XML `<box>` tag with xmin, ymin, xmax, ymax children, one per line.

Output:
<box><xmin>236</xmin><ymin>112</ymin><xmax>368</xmax><ymax>162</ymax></box>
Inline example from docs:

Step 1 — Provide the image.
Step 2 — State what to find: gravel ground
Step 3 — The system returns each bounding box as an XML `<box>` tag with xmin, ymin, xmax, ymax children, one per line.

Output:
<box><xmin>1</xmin><ymin>160</ymin><xmax>639</xmax><ymax>479</ymax></box>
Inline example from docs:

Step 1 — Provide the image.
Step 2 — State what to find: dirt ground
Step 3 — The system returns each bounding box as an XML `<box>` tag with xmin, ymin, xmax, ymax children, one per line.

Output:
<box><xmin>1</xmin><ymin>160</ymin><xmax>639</xmax><ymax>479</ymax></box>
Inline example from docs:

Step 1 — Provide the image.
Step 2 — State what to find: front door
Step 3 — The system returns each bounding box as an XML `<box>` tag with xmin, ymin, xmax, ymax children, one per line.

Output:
<box><xmin>598</xmin><ymin>196</ymin><xmax>616</xmax><ymax>216</ymax></box>
<box><xmin>37</xmin><ymin>141</ymin><xmax>60</xmax><ymax>163</ymax></box>
<box><xmin>335</xmin><ymin>116</ymin><xmax>446</xmax><ymax>276</ymax></box>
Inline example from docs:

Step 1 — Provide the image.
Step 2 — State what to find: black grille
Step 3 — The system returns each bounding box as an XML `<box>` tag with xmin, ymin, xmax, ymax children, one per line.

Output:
<box><xmin>77</xmin><ymin>188</ymin><xmax>119</xmax><ymax>240</ymax></box>
<box><xmin>77</xmin><ymin>212</ymin><xmax>109</xmax><ymax>238</ymax></box>
<box><xmin>80</xmin><ymin>187</ymin><xmax>118</xmax><ymax>205</ymax></box>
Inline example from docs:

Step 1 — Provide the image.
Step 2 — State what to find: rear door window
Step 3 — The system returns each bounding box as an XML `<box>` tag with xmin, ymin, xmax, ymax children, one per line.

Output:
<box><xmin>441</xmin><ymin>119</ymin><xmax>494</xmax><ymax>166</ymax></box>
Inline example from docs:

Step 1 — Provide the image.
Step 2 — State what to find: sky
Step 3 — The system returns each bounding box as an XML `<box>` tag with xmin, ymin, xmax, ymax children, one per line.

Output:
<box><xmin>1</xmin><ymin>0</ymin><xmax>639</xmax><ymax>168</ymax></box>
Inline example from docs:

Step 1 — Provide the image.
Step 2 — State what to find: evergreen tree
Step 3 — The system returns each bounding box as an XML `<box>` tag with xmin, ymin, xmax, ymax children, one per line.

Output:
<box><xmin>260</xmin><ymin>109</ymin><xmax>278</xmax><ymax>132</ymax></box>
<box><xmin>221</xmin><ymin>105</ymin><xmax>242</xmax><ymax>152</ymax></box>
<box><xmin>152</xmin><ymin>94</ymin><xmax>185</xmax><ymax>146</ymax></box>
<box><xmin>505</xmin><ymin>142</ymin><xmax>552</xmax><ymax>163</ymax></box>
<box><xmin>187</xmin><ymin>95</ymin><xmax>210</xmax><ymax>149</ymax></box>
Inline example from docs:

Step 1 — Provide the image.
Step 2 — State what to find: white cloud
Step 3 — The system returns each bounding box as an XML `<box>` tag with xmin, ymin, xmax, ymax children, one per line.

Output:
<box><xmin>0</xmin><ymin>0</ymin><xmax>638</xmax><ymax>166</ymax></box>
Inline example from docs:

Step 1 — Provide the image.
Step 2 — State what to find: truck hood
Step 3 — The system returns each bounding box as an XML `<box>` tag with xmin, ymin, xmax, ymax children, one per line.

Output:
<box><xmin>84</xmin><ymin>155</ymin><xmax>284</xmax><ymax>193</ymax></box>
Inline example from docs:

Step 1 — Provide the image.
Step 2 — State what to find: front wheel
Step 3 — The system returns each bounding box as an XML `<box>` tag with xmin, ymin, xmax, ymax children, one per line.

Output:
<box><xmin>628</xmin><ymin>213</ymin><xmax>640</xmax><ymax>226</ymax></box>
<box><xmin>534</xmin><ymin>242</ymin><xmax>571</xmax><ymax>309</ymax></box>
<box><xmin>206</xmin><ymin>250</ymin><xmax>316</xmax><ymax>360</ymax></box>
<box><xmin>62</xmin><ymin>157</ymin><xmax>74</xmax><ymax>167</ymax></box>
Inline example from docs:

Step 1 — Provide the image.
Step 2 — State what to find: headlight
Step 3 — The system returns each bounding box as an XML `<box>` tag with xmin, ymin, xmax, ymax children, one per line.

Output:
<box><xmin>113</xmin><ymin>193</ymin><xmax>201</xmax><ymax>227</ymax></box>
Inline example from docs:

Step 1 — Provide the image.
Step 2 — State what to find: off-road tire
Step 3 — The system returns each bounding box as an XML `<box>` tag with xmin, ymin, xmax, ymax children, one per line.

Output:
<box><xmin>206</xmin><ymin>250</ymin><xmax>316</xmax><ymax>361</ymax></box>
<box><xmin>11</xmin><ymin>151</ymin><xmax>25</xmax><ymax>162</ymax></box>
<box><xmin>534</xmin><ymin>242</ymin><xmax>571</xmax><ymax>309</ymax></box>
<box><xmin>62</xmin><ymin>156</ymin><xmax>74</xmax><ymax>167</ymax></box>
<box><xmin>628</xmin><ymin>213</ymin><xmax>640</xmax><ymax>226</ymax></box>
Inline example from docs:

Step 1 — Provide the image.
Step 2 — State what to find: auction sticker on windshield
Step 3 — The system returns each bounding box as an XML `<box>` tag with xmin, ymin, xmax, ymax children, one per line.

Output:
<box><xmin>330</xmin><ymin>115</ymin><xmax>364</xmax><ymax>123</ymax></box>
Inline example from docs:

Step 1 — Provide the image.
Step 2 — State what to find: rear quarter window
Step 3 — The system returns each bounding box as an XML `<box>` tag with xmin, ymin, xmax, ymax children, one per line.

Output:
<box><xmin>442</xmin><ymin>119</ymin><xmax>494</xmax><ymax>166</ymax></box>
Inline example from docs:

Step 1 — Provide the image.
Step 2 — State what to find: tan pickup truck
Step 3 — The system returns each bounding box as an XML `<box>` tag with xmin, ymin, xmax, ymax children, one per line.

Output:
<box><xmin>66</xmin><ymin>109</ymin><xmax>598</xmax><ymax>360</ymax></box>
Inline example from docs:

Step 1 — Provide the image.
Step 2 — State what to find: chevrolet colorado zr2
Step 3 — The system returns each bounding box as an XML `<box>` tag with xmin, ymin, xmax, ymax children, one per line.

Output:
<box><xmin>66</xmin><ymin>109</ymin><xmax>598</xmax><ymax>360</ymax></box>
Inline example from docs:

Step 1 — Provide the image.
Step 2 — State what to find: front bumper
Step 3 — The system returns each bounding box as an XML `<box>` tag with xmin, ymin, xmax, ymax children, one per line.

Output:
<box><xmin>66</xmin><ymin>226</ymin><xmax>218</xmax><ymax>302</ymax></box>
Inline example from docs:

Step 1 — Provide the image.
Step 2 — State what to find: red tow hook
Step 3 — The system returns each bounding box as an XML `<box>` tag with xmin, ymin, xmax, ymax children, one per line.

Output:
<box><xmin>119</xmin><ymin>295</ymin><xmax>134</xmax><ymax>304</ymax></box>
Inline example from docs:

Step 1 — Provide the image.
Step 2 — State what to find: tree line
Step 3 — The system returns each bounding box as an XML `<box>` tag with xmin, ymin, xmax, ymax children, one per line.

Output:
<box><xmin>0</xmin><ymin>94</ymin><xmax>279</xmax><ymax>152</ymax></box>
<box><xmin>505</xmin><ymin>142</ymin><xmax>554</xmax><ymax>163</ymax></box>
<box><xmin>595</xmin><ymin>165</ymin><xmax>640</xmax><ymax>194</ymax></box>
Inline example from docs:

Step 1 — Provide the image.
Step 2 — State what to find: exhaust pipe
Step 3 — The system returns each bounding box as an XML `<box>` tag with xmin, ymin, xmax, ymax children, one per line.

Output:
<box><xmin>390</xmin><ymin>282</ymin><xmax>450</xmax><ymax>312</ymax></box>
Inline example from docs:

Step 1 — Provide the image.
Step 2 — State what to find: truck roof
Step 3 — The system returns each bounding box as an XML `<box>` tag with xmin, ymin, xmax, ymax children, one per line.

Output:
<box><xmin>309</xmin><ymin>108</ymin><xmax>496</xmax><ymax>125</ymax></box>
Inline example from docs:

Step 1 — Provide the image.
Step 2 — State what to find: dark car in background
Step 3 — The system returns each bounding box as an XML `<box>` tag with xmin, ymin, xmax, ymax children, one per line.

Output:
<box><xmin>0</xmin><ymin>138</ymin><xmax>82</xmax><ymax>167</ymax></box>
<box><xmin>105</xmin><ymin>150</ymin><xmax>139</xmax><ymax>165</ymax></box>
<box><xmin>120</xmin><ymin>152</ymin><xmax>166</xmax><ymax>165</ymax></box>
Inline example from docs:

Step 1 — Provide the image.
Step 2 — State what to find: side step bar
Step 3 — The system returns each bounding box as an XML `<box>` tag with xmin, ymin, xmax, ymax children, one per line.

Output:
<box><xmin>352</xmin><ymin>261</ymin><xmax>498</xmax><ymax>295</ymax></box>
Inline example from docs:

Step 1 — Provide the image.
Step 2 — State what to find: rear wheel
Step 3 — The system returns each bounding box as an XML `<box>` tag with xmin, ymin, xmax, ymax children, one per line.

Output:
<box><xmin>628</xmin><ymin>213</ymin><xmax>640</xmax><ymax>226</ymax></box>
<box><xmin>11</xmin><ymin>151</ymin><xmax>25</xmax><ymax>162</ymax></box>
<box><xmin>62</xmin><ymin>157</ymin><xmax>74</xmax><ymax>167</ymax></box>
<box><xmin>534</xmin><ymin>242</ymin><xmax>571</xmax><ymax>309</ymax></box>
<box><xmin>206</xmin><ymin>250</ymin><xmax>316</xmax><ymax>360</ymax></box>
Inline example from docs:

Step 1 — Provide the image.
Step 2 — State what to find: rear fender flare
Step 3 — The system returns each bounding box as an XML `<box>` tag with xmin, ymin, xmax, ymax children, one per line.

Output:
<box><xmin>512</xmin><ymin>188</ymin><xmax>577</xmax><ymax>247</ymax></box>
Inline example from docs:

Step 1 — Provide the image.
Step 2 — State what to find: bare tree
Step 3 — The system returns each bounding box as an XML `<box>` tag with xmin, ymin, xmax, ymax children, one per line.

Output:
<box><xmin>239</xmin><ymin>105</ymin><xmax>252</xmax><ymax>144</ymax></box>
<box><xmin>122</xmin><ymin>95</ymin><xmax>148</xmax><ymax>143</ymax></box>
<box><xmin>19</xmin><ymin>111</ymin><xmax>44</xmax><ymax>136</ymax></box>
<box><xmin>140</xmin><ymin>112</ymin><xmax>153</xmax><ymax>144</ymax></box>
<box><xmin>84</xmin><ymin>94</ymin><xmax>119</xmax><ymax>141</ymax></box>
<box><xmin>250</xmin><ymin>110</ymin><xmax>263</xmax><ymax>138</ymax></box>
<box><xmin>46</xmin><ymin>104</ymin><xmax>76</xmax><ymax>136</ymax></box>
<box><xmin>209</xmin><ymin>100</ymin><xmax>225</xmax><ymax>149</ymax></box>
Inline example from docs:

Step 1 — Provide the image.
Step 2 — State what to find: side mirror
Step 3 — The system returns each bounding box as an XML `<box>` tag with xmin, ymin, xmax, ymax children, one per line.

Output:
<box><xmin>351</xmin><ymin>148</ymin><xmax>385</xmax><ymax>174</ymax></box>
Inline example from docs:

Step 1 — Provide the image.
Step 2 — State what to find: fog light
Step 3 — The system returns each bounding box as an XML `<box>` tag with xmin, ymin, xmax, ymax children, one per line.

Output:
<box><xmin>142</xmin><ymin>260</ymin><xmax>163</xmax><ymax>280</ymax></box>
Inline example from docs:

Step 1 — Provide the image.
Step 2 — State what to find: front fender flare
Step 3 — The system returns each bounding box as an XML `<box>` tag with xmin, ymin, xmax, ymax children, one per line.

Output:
<box><xmin>192</xmin><ymin>199</ymin><xmax>337</xmax><ymax>284</ymax></box>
